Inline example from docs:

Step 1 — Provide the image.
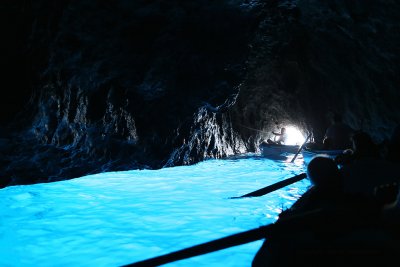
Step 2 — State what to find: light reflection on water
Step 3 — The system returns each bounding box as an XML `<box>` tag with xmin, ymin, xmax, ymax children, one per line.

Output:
<box><xmin>0</xmin><ymin>154</ymin><xmax>309</xmax><ymax>267</ymax></box>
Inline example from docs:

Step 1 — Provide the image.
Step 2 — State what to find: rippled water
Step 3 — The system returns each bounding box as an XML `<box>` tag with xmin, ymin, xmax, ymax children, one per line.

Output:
<box><xmin>0</xmin><ymin>154</ymin><xmax>309</xmax><ymax>267</ymax></box>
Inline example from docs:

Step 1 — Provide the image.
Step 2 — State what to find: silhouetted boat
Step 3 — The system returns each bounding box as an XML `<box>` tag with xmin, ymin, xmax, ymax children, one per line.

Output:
<box><xmin>253</xmin><ymin>206</ymin><xmax>398</xmax><ymax>267</ymax></box>
<box><xmin>252</xmin><ymin>187</ymin><xmax>399</xmax><ymax>267</ymax></box>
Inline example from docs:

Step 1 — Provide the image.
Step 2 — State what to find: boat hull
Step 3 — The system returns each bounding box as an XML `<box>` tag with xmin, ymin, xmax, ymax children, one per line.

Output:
<box><xmin>253</xmin><ymin>187</ymin><xmax>398</xmax><ymax>267</ymax></box>
<box><xmin>259</xmin><ymin>143</ymin><xmax>300</xmax><ymax>160</ymax></box>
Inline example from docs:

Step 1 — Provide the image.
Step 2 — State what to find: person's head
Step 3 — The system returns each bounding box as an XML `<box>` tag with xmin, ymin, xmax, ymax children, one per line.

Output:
<box><xmin>351</xmin><ymin>131</ymin><xmax>378</xmax><ymax>157</ymax></box>
<box><xmin>307</xmin><ymin>156</ymin><xmax>341</xmax><ymax>190</ymax></box>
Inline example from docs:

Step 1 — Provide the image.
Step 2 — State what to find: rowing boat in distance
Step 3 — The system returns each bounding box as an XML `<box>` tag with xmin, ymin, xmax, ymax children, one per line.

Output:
<box><xmin>259</xmin><ymin>142</ymin><xmax>300</xmax><ymax>160</ymax></box>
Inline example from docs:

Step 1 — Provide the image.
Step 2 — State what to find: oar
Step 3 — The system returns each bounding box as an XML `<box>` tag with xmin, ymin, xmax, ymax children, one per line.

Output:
<box><xmin>229</xmin><ymin>172</ymin><xmax>307</xmax><ymax>199</ymax></box>
<box><xmin>121</xmin><ymin>208</ymin><xmax>325</xmax><ymax>267</ymax></box>
<box><xmin>290</xmin><ymin>133</ymin><xmax>312</xmax><ymax>163</ymax></box>
<box><xmin>121</xmin><ymin>224</ymin><xmax>273</xmax><ymax>267</ymax></box>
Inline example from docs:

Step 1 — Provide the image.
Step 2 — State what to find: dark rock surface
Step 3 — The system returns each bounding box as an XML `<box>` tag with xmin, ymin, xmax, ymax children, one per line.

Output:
<box><xmin>1</xmin><ymin>0</ymin><xmax>399</xmax><ymax>188</ymax></box>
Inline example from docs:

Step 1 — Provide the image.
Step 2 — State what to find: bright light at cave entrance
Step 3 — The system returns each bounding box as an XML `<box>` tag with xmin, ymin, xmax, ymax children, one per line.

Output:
<box><xmin>284</xmin><ymin>126</ymin><xmax>305</xmax><ymax>145</ymax></box>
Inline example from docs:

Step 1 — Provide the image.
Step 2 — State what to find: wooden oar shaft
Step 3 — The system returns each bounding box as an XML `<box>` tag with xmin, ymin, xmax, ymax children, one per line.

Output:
<box><xmin>122</xmin><ymin>224</ymin><xmax>273</xmax><ymax>267</ymax></box>
<box><xmin>122</xmin><ymin>207</ymin><xmax>327</xmax><ymax>267</ymax></box>
<box><xmin>232</xmin><ymin>173</ymin><xmax>307</xmax><ymax>199</ymax></box>
<box><xmin>290</xmin><ymin>133</ymin><xmax>312</xmax><ymax>163</ymax></box>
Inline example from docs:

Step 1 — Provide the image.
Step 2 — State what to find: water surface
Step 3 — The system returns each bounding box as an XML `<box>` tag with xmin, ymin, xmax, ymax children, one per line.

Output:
<box><xmin>0</xmin><ymin>154</ymin><xmax>309</xmax><ymax>266</ymax></box>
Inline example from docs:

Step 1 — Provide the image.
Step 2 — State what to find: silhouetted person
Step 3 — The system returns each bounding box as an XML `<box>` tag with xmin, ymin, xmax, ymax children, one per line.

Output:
<box><xmin>335</xmin><ymin>131</ymin><xmax>380</xmax><ymax>165</ymax></box>
<box><xmin>267</xmin><ymin>127</ymin><xmax>288</xmax><ymax>145</ymax></box>
<box><xmin>339</xmin><ymin>131</ymin><xmax>399</xmax><ymax>197</ymax></box>
<box><xmin>253</xmin><ymin>157</ymin><xmax>343</xmax><ymax>267</ymax></box>
<box><xmin>253</xmin><ymin>157</ymin><xmax>383</xmax><ymax>267</ymax></box>
<box><xmin>280</xmin><ymin>156</ymin><xmax>343</xmax><ymax>215</ymax></box>
<box><xmin>323</xmin><ymin>113</ymin><xmax>354</xmax><ymax>150</ymax></box>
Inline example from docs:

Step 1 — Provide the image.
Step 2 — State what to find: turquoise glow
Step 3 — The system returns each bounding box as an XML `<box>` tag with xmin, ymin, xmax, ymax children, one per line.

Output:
<box><xmin>0</xmin><ymin>154</ymin><xmax>309</xmax><ymax>267</ymax></box>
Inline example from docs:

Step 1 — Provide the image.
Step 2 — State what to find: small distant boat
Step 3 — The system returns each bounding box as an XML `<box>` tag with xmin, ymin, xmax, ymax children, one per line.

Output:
<box><xmin>301</xmin><ymin>147</ymin><xmax>344</xmax><ymax>165</ymax></box>
<box><xmin>259</xmin><ymin>143</ymin><xmax>300</xmax><ymax>160</ymax></box>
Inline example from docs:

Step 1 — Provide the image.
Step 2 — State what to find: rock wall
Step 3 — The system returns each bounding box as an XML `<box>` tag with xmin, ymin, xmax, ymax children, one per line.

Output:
<box><xmin>1</xmin><ymin>0</ymin><xmax>399</xmax><ymax>188</ymax></box>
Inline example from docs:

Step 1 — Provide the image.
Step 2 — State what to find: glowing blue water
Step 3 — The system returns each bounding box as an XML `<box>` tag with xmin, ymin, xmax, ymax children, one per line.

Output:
<box><xmin>0</xmin><ymin>154</ymin><xmax>309</xmax><ymax>267</ymax></box>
